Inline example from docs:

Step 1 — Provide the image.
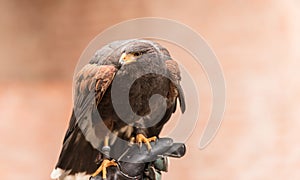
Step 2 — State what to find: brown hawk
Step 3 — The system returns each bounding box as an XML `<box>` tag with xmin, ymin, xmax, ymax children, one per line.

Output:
<box><xmin>51</xmin><ymin>39</ymin><xmax>185</xmax><ymax>180</ymax></box>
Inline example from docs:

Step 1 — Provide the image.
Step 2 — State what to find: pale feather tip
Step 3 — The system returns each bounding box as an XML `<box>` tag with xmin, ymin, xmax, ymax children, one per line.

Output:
<box><xmin>50</xmin><ymin>168</ymin><xmax>64</xmax><ymax>179</ymax></box>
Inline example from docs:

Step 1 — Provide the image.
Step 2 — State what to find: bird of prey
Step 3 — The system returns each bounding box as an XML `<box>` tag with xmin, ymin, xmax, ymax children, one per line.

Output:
<box><xmin>51</xmin><ymin>39</ymin><xmax>185</xmax><ymax>180</ymax></box>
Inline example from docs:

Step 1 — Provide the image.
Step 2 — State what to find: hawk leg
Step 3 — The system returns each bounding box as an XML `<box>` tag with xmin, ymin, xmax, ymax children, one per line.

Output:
<box><xmin>91</xmin><ymin>136</ymin><xmax>117</xmax><ymax>179</ymax></box>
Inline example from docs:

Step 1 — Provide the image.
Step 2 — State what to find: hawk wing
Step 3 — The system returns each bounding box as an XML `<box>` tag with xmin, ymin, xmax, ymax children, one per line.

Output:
<box><xmin>72</xmin><ymin>64</ymin><xmax>117</xmax><ymax>149</ymax></box>
<box><xmin>53</xmin><ymin>64</ymin><xmax>117</xmax><ymax>176</ymax></box>
<box><xmin>165</xmin><ymin>59</ymin><xmax>186</xmax><ymax>113</ymax></box>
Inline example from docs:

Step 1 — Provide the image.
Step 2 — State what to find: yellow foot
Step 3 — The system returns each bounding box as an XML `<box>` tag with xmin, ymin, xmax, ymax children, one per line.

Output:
<box><xmin>91</xmin><ymin>159</ymin><xmax>117</xmax><ymax>179</ymax></box>
<box><xmin>136</xmin><ymin>134</ymin><xmax>157</xmax><ymax>151</ymax></box>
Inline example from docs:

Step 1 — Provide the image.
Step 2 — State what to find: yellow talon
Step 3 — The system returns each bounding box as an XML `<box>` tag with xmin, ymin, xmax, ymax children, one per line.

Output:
<box><xmin>136</xmin><ymin>134</ymin><xmax>157</xmax><ymax>151</ymax></box>
<box><xmin>91</xmin><ymin>159</ymin><xmax>117</xmax><ymax>179</ymax></box>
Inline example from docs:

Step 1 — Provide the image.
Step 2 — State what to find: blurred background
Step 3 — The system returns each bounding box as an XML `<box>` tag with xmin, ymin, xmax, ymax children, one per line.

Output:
<box><xmin>1</xmin><ymin>0</ymin><xmax>300</xmax><ymax>179</ymax></box>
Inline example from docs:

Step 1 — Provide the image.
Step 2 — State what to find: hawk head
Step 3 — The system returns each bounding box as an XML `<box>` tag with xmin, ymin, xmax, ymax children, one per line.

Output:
<box><xmin>118</xmin><ymin>40</ymin><xmax>171</xmax><ymax>65</ymax></box>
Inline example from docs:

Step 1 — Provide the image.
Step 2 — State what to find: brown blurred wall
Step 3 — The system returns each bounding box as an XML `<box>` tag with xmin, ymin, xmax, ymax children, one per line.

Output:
<box><xmin>1</xmin><ymin>0</ymin><xmax>300</xmax><ymax>179</ymax></box>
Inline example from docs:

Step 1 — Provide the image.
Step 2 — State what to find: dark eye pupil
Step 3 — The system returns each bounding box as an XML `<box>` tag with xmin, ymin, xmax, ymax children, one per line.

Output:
<box><xmin>134</xmin><ymin>52</ymin><xmax>140</xmax><ymax>56</ymax></box>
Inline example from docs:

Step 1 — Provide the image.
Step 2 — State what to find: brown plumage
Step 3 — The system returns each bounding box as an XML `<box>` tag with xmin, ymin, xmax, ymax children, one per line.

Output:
<box><xmin>51</xmin><ymin>39</ymin><xmax>185</xmax><ymax>179</ymax></box>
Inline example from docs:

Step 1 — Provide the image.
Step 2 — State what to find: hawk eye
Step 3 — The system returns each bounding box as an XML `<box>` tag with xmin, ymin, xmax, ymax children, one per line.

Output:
<box><xmin>133</xmin><ymin>52</ymin><xmax>141</xmax><ymax>56</ymax></box>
